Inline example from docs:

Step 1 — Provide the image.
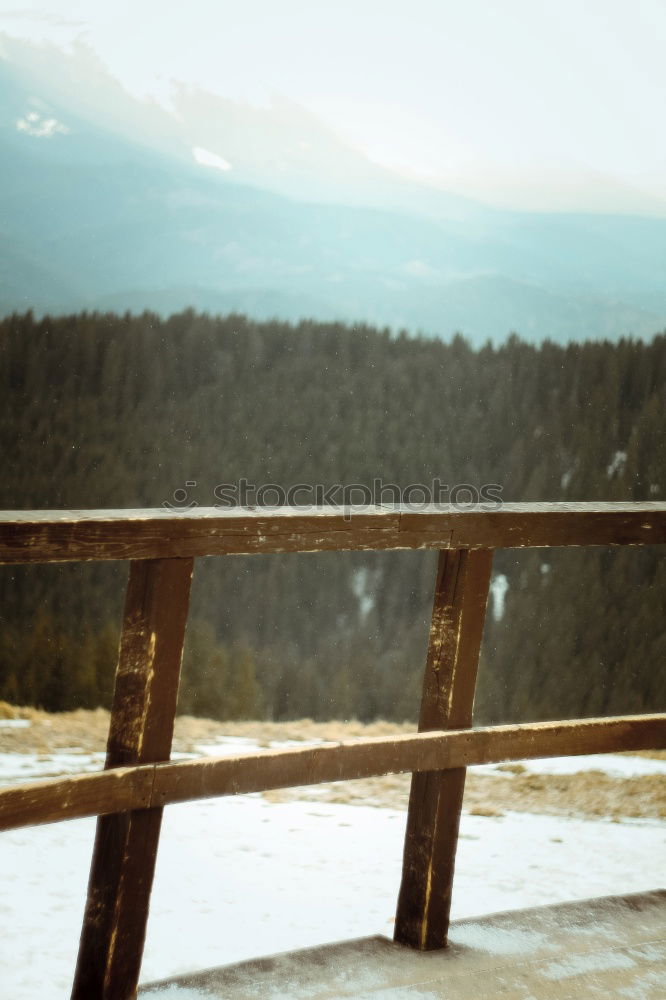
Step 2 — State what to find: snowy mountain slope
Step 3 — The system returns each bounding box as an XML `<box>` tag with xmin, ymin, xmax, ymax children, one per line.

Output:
<box><xmin>1</xmin><ymin>37</ymin><xmax>666</xmax><ymax>342</ymax></box>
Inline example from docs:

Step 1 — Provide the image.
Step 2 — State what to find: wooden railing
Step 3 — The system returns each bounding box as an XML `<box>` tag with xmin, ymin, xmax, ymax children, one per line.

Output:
<box><xmin>0</xmin><ymin>502</ymin><xmax>665</xmax><ymax>999</ymax></box>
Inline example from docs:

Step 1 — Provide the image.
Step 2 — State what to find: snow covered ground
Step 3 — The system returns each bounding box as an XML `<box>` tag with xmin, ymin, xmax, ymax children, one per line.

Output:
<box><xmin>0</xmin><ymin>746</ymin><xmax>664</xmax><ymax>999</ymax></box>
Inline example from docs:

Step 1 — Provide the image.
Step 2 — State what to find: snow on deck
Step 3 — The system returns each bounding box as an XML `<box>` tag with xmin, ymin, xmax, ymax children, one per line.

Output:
<box><xmin>0</xmin><ymin>747</ymin><xmax>664</xmax><ymax>998</ymax></box>
<box><xmin>140</xmin><ymin>891</ymin><xmax>666</xmax><ymax>999</ymax></box>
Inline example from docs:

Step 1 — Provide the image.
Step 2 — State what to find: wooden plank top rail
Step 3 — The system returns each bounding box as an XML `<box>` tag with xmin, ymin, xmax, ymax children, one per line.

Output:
<box><xmin>0</xmin><ymin>501</ymin><xmax>665</xmax><ymax>563</ymax></box>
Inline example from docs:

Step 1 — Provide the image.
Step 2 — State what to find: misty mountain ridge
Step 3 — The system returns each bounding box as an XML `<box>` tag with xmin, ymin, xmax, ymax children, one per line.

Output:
<box><xmin>1</xmin><ymin>35</ymin><xmax>666</xmax><ymax>344</ymax></box>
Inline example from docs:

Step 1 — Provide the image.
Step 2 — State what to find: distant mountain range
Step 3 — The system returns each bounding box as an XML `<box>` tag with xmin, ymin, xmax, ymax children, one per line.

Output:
<box><xmin>1</xmin><ymin>35</ymin><xmax>665</xmax><ymax>344</ymax></box>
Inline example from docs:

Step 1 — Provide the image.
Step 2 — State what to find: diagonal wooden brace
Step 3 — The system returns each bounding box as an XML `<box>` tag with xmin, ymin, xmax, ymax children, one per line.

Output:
<box><xmin>394</xmin><ymin>548</ymin><xmax>493</xmax><ymax>950</ymax></box>
<box><xmin>71</xmin><ymin>557</ymin><xmax>193</xmax><ymax>1000</ymax></box>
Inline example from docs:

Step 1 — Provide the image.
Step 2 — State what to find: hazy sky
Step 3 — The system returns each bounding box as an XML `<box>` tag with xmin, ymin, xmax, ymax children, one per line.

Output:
<box><xmin>2</xmin><ymin>1</ymin><xmax>665</xmax><ymax>209</ymax></box>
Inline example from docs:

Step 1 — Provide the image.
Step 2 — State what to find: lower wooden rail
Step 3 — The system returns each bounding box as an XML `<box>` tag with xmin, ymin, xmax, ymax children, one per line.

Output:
<box><xmin>1</xmin><ymin>714</ymin><xmax>663</xmax><ymax>832</ymax></box>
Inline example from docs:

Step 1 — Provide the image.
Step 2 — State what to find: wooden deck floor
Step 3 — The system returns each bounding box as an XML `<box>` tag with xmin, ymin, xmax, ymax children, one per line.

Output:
<box><xmin>141</xmin><ymin>889</ymin><xmax>666</xmax><ymax>999</ymax></box>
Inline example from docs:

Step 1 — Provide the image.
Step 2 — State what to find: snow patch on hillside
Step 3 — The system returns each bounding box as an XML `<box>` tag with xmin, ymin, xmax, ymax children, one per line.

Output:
<box><xmin>16</xmin><ymin>110</ymin><xmax>69</xmax><ymax>138</ymax></box>
<box><xmin>192</xmin><ymin>146</ymin><xmax>231</xmax><ymax>171</ymax></box>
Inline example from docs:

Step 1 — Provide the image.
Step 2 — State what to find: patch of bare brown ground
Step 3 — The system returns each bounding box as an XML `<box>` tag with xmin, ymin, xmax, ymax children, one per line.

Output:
<box><xmin>0</xmin><ymin>703</ymin><xmax>663</xmax><ymax>821</ymax></box>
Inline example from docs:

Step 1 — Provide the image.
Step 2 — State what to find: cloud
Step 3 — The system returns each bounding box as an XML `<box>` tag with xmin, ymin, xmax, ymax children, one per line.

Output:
<box><xmin>0</xmin><ymin>10</ymin><xmax>84</xmax><ymax>28</ymax></box>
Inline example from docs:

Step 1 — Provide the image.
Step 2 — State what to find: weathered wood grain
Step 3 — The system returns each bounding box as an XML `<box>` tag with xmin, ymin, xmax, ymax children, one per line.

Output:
<box><xmin>0</xmin><ymin>502</ymin><xmax>664</xmax><ymax>563</ymax></box>
<box><xmin>151</xmin><ymin>713</ymin><xmax>666</xmax><ymax>807</ymax></box>
<box><xmin>0</xmin><ymin>765</ymin><xmax>153</xmax><ymax>830</ymax></box>
<box><xmin>71</xmin><ymin>557</ymin><xmax>193</xmax><ymax>1000</ymax></box>
<box><xmin>395</xmin><ymin>549</ymin><xmax>493</xmax><ymax>951</ymax></box>
<box><xmin>0</xmin><ymin>715</ymin><xmax>662</xmax><ymax>832</ymax></box>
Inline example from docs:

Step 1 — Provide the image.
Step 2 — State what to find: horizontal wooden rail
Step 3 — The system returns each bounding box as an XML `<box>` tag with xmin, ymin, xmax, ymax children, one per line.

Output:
<box><xmin>0</xmin><ymin>502</ymin><xmax>665</xmax><ymax>563</ymax></box>
<box><xmin>1</xmin><ymin>714</ymin><xmax>663</xmax><ymax>833</ymax></box>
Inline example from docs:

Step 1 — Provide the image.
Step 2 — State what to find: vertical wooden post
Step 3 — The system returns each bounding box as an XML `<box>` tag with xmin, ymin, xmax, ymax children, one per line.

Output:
<box><xmin>72</xmin><ymin>557</ymin><xmax>193</xmax><ymax>1000</ymax></box>
<box><xmin>394</xmin><ymin>548</ymin><xmax>492</xmax><ymax>950</ymax></box>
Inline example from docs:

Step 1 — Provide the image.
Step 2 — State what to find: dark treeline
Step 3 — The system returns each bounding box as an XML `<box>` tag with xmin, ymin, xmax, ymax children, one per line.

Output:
<box><xmin>1</xmin><ymin>310</ymin><xmax>664</xmax><ymax>724</ymax></box>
